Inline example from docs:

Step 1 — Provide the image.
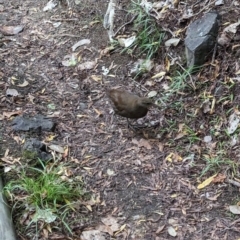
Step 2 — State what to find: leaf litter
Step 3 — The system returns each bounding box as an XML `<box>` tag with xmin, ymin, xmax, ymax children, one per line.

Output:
<box><xmin>1</xmin><ymin>0</ymin><xmax>240</xmax><ymax>239</ymax></box>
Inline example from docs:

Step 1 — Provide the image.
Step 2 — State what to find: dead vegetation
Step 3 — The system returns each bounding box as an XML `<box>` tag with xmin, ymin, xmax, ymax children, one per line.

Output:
<box><xmin>0</xmin><ymin>0</ymin><xmax>240</xmax><ymax>239</ymax></box>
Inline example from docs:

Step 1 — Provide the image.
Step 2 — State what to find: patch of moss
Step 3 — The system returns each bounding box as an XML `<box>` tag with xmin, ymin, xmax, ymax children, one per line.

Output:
<box><xmin>22</xmin><ymin>150</ymin><xmax>38</xmax><ymax>160</ymax></box>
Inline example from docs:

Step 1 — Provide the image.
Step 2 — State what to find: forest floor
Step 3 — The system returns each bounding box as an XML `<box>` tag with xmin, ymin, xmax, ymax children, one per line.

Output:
<box><xmin>1</xmin><ymin>0</ymin><xmax>240</xmax><ymax>239</ymax></box>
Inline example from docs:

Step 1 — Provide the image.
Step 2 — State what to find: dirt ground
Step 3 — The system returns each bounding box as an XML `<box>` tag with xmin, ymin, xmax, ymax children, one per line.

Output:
<box><xmin>1</xmin><ymin>0</ymin><xmax>240</xmax><ymax>239</ymax></box>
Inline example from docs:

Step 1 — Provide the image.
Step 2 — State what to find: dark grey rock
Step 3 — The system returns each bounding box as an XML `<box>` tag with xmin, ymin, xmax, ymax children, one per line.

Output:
<box><xmin>185</xmin><ymin>12</ymin><xmax>220</xmax><ymax>67</ymax></box>
<box><xmin>22</xmin><ymin>138</ymin><xmax>52</xmax><ymax>161</ymax></box>
<box><xmin>11</xmin><ymin>115</ymin><xmax>56</xmax><ymax>132</ymax></box>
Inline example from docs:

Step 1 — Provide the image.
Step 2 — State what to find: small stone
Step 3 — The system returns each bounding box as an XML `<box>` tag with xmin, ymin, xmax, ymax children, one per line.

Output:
<box><xmin>215</xmin><ymin>0</ymin><xmax>224</xmax><ymax>6</ymax></box>
<box><xmin>204</xmin><ymin>135</ymin><xmax>212</xmax><ymax>143</ymax></box>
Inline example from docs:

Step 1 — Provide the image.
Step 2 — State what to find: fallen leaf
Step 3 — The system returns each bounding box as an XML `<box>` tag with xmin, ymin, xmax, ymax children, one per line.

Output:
<box><xmin>114</xmin><ymin>224</ymin><xmax>126</xmax><ymax>236</ymax></box>
<box><xmin>86</xmin><ymin>205</ymin><xmax>92</xmax><ymax>212</ymax></box>
<box><xmin>212</xmin><ymin>173</ymin><xmax>226</xmax><ymax>183</ymax></box>
<box><xmin>0</xmin><ymin>25</ymin><xmax>24</xmax><ymax>35</ymax></box>
<box><xmin>101</xmin><ymin>216</ymin><xmax>120</xmax><ymax>234</ymax></box>
<box><xmin>166</xmin><ymin>153</ymin><xmax>173</xmax><ymax>162</ymax></box>
<box><xmin>223</xmin><ymin>20</ymin><xmax>240</xmax><ymax>34</ymax></box>
<box><xmin>17</xmin><ymin>80</ymin><xmax>29</xmax><ymax>87</ymax></box>
<box><xmin>206</xmin><ymin>193</ymin><xmax>221</xmax><ymax>201</ymax></box>
<box><xmin>72</xmin><ymin>39</ymin><xmax>91</xmax><ymax>51</ymax></box>
<box><xmin>81</xmin><ymin>230</ymin><xmax>106</xmax><ymax>240</ymax></box>
<box><xmin>165</xmin><ymin>57</ymin><xmax>170</xmax><ymax>71</ymax></box>
<box><xmin>158</xmin><ymin>143</ymin><xmax>164</xmax><ymax>152</ymax></box>
<box><xmin>45</xmin><ymin>134</ymin><xmax>56</xmax><ymax>142</ymax></box>
<box><xmin>93</xmin><ymin>107</ymin><xmax>103</xmax><ymax>117</ymax></box>
<box><xmin>165</xmin><ymin>38</ymin><xmax>180</xmax><ymax>47</ymax></box>
<box><xmin>48</xmin><ymin>144</ymin><xmax>65</xmax><ymax>153</ymax></box>
<box><xmin>89</xmin><ymin>20</ymin><xmax>100</xmax><ymax>26</ymax></box>
<box><xmin>229</xmin><ymin>205</ymin><xmax>240</xmax><ymax>214</ymax></box>
<box><xmin>174</xmin><ymin>132</ymin><xmax>186</xmax><ymax>140</ymax></box>
<box><xmin>78</xmin><ymin>61</ymin><xmax>96</xmax><ymax>70</ymax></box>
<box><xmin>197</xmin><ymin>174</ymin><xmax>217</xmax><ymax>189</ymax></box>
<box><xmin>165</xmin><ymin>152</ymin><xmax>182</xmax><ymax>162</ymax></box>
<box><xmin>3</xmin><ymin>110</ymin><xmax>22</xmax><ymax>118</ymax></box>
<box><xmin>148</xmin><ymin>91</ymin><xmax>157</xmax><ymax>98</ymax></box>
<box><xmin>168</xmin><ymin>226</ymin><xmax>177</xmax><ymax>237</ymax></box>
<box><xmin>156</xmin><ymin>225</ymin><xmax>165</xmax><ymax>234</ymax></box>
<box><xmin>138</xmin><ymin>139</ymin><xmax>152</xmax><ymax>150</ymax></box>
<box><xmin>91</xmin><ymin>75</ymin><xmax>102</xmax><ymax>82</ymax></box>
<box><xmin>118</xmin><ymin>36</ymin><xmax>136</xmax><ymax>47</ymax></box>
<box><xmin>151</xmin><ymin>71</ymin><xmax>166</xmax><ymax>79</ymax></box>
<box><xmin>107</xmin><ymin>169</ymin><xmax>115</xmax><ymax>176</ymax></box>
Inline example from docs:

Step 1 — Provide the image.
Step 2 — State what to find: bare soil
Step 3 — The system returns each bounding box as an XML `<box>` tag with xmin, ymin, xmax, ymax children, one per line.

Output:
<box><xmin>1</xmin><ymin>0</ymin><xmax>240</xmax><ymax>239</ymax></box>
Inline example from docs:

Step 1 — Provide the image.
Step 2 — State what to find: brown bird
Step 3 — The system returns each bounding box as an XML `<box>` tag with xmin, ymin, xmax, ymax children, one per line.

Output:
<box><xmin>106</xmin><ymin>88</ymin><xmax>158</xmax><ymax>128</ymax></box>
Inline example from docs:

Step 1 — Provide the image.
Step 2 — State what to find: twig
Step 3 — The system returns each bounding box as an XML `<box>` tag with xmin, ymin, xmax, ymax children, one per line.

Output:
<box><xmin>113</xmin><ymin>14</ymin><xmax>137</xmax><ymax>37</ymax></box>
<box><xmin>211</xmin><ymin>42</ymin><xmax>217</xmax><ymax>64</ymax></box>
<box><xmin>229</xmin><ymin>218</ymin><xmax>240</xmax><ymax>227</ymax></box>
<box><xmin>50</xmin><ymin>18</ymin><xmax>79</xmax><ymax>21</ymax></box>
<box><xmin>49</xmin><ymin>34</ymin><xmax>82</xmax><ymax>38</ymax></box>
<box><xmin>227</xmin><ymin>179</ymin><xmax>240</xmax><ymax>188</ymax></box>
<box><xmin>192</xmin><ymin>0</ymin><xmax>215</xmax><ymax>17</ymax></box>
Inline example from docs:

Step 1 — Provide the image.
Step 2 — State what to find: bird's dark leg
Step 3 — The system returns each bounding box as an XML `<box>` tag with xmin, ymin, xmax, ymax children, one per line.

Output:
<box><xmin>127</xmin><ymin>118</ymin><xmax>147</xmax><ymax>130</ymax></box>
<box><xmin>127</xmin><ymin>118</ymin><xmax>137</xmax><ymax>131</ymax></box>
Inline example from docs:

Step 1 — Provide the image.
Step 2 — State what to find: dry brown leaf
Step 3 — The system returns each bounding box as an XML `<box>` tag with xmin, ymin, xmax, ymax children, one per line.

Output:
<box><xmin>0</xmin><ymin>25</ymin><xmax>24</xmax><ymax>35</ymax></box>
<box><xmin>132</xmin><ymin>138</ymin><xmax>152</xmax><ymax>150</ymax></box>
<box><xmin>100</xmin><ymin>216</ymin><xmax>120</xmax><ymax>235</ymax></box>
<box><xmin>206</xmin><ymin>193</ymin><xmax>221</xmax><ymax>201</ymax></box>
<box><xmin>93</xmin><ymin>107</ymin><xmax>103</xmax><ymax>117</ymax></box>
<box><xmin>156</xmin><ymin>225</ymin><xmax>165</xmax><ymax>234</ymax></box>
<box><xmin>81</xmin><ymin>230</ymin><xmax>106</xmax><ymax>240</ymax></box>
<box><xmin>197</xmin><ymin>174</ymin><xmax>217</xmax><ymax>189</ymax></box>
<box><xmin>63</xmin><ymin>147</ymin><xmax>68</xmax><ymax>158</ymax></box>
<box><xmin>212</xmin><ymin>173</ymin><xmax>226</xmax><ymax>183</ymax></box>
<box><xmin>138</xmin><ymin>139</ymin><xmax>152</xmax><ymax>150</ymax></box>
<box><xmin>174</xmin><ymin>132</ymin><xmax>186</xmax><ymax>140</ymax></box>
<box><xmin>1</xmin><ymin>149</ymin><xmax>21</xmax><ymax>165</ymax></box>
<box><xmin>165</xmin><ymin>152</ymin><xmax>182</xmax><ymax>162</ymax></box>
<box><xmin>91</xmin><ymin>75</ymin><xmax>102</xmax><ymax>82</ymax></box>
<box><xmin>114</xmin><ymin>224</ymin><xmax>126</xmax><ymax>236</ymax></box>
<box><xmin>151</xmin><ymin>71</ymin><xmax>166</xmax><ymax>79</ymax></box>
<box><xmin>3</xmin><ymin>110</ymin><xmax>22</xmax><ymax>118</ymax></box>
<box><xmin>78</xmin><ymin>61</ymin><xmax>96</xmax><ymax>70</ymax></box>
<box><xmin>158</xmin><ymin>142</ymin><xmax>164</xmax><ymax>152</ymax></box>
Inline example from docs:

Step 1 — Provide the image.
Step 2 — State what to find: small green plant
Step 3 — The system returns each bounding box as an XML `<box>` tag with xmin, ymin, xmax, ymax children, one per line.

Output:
<box><xmin>157</xmin><ymin>67</ymin><xmax>194</xmax><ymax>107</ymax></box>
<box><xmin>184</xmin><ymin>125</ymin><xmax>201</xmax><ymax>145</ymax></box>
<box><xmin>4</xmin><ymin>159</ymin><xmax>86</xmax><ymax>234</ymax></box>
<box><xmin>22</xmin><ymin>150</ymin><xmax>38</xmax><ymax>160</ymax></box>
<box><xmin>200</xmin><ymin>155</ymin><xmax>237</xmax><ymax>178</ymax></box>
<box><xmin>125</xmin><ymin>0</ymin><xmax>164</xmax><ymax>59</ymax></box>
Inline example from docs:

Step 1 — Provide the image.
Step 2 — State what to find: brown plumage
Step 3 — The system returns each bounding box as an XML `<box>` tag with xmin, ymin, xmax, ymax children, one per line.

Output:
<box><xmin>106</xmin><ymin>88</ymin><xmax>158</xmax><ymax>127</ymax></box>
